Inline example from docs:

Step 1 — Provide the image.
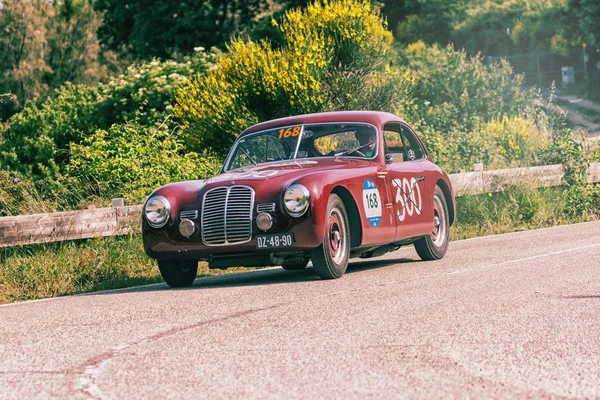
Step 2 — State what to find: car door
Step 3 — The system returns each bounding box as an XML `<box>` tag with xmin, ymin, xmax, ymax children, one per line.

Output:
<box><xmin>383</xmin><ymin>123</ymin><xmax>432</xmax><ymax>241</ymax></box>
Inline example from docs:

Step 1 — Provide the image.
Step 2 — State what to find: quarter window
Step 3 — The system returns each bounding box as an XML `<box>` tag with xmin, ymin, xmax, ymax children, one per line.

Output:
<box><xmin>383</xmin><ymin>123</ymin><xmax>405</xmax><ymax>163</ymax></box>
<box><xmin>400</xmin><ymin>125</ymin><xmax>425</xmax><ymax>161</ymax></box>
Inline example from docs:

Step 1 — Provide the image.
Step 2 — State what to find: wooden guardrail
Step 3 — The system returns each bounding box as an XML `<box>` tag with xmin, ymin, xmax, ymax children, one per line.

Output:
<box><xmin>1</xmin><ymin>162</ymin><xmax>599</xmax><ymax>249</ymax></box>
<box><xmin>0</xmin><ymin>205</ymin><xmax>142</xmax><ymax>249</ymax></box>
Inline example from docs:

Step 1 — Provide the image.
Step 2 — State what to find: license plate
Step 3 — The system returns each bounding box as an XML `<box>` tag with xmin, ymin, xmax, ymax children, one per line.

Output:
<box><xmin>256</xmin><ymin>233</ymin><xmax>295</xmax><ymax>249</ymax></box>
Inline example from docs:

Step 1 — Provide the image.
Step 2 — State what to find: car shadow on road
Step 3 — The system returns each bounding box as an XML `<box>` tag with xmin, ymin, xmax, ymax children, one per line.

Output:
<box><xmin>88</xmin><ymin>257</ymin><xmax>418</xmax><ymax>296</ymax></box>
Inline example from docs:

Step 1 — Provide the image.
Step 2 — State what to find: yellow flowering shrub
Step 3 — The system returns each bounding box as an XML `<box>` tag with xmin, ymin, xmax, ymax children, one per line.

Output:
<box><xmin>175</xmin><ymin>0</ymin><xmax>407</xmax><ymax>156</ymax></box>
<box><xmin>478</xmin><ymin>116</ymin><xmax>549</xmax><ymax>168</ymax></box>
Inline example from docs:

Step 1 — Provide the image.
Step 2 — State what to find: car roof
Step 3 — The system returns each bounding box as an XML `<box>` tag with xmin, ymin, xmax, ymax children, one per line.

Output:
<box><xmin>240</xmin><ymin>111</ymin><xmax>407</xmax><ymax>137</ymax></box>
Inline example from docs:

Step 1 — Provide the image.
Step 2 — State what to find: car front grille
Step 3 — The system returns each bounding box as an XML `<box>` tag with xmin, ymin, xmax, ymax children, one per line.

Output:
<box><xmin>201</xmin><ymin>186</ymin><xmax>254</xmax><ymax>246</ymax></box>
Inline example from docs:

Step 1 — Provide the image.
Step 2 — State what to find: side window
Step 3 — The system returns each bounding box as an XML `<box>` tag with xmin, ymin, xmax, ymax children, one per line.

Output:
<box><xmin>400</xmin><ymin>125</ymin><xmax>425</xmax><ymax>161</ymax></box>
<box><xmin>383</xmin><ymin>123</ymin><xmax>405</xmax><ymax>163</ymax></box>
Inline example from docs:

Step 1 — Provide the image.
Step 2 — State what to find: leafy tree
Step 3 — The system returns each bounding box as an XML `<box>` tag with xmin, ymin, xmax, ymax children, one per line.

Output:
<box><xmin>393</xmin><ymin>0</ymin><xmax>458</xmax><ymax>45</ymax></box>
<box><xmin>46</xmin><ymin>0</ymin><xmax>103</xmax><ymax>90</ymax></box>
<box><xmin>568</xmin><ymin>0</ymin><xmax>600</xmax><ymax>47</ymax></box>
<box><xmin>0</xmin><ymin>0</ymin><xmax>53</xmax><ymax>107</ymax></box>
<box><xmin>0</xmin><ymin>0</ymin><xmax>102</xmax><ymax>118</ymax></box>
<box><xmin>95</xmin><ymin>0</ymin><xmax>269</xmax><ymax>59</ymax></box>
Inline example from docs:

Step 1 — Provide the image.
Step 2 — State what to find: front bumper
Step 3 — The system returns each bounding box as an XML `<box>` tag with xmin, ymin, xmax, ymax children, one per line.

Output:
<box><xmin>142</xmin><ymin>217</ymin><xmax>322</xmax><ymax>261</ymax></box>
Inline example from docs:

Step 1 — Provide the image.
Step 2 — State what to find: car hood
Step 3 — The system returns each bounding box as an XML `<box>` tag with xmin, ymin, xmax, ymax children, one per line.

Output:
<box><xmin>206</xmin><ymin>158</ymin><xmax>368</xmax><ymax>187</ymax></box>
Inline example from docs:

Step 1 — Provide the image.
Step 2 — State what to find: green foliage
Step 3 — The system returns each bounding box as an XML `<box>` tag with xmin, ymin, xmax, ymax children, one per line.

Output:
<box><xmin>0</xmin><ymin>169</ymin><xmax>54</xmax><ymax>216</ymax></box>
<box><xmin>452</xmin><ymin>185</ymin><xmax>589</xmax><ymax>240</ymax></box>
<box><xmin>0</xmin><ymin>0</ymin><xmax>103</xmax><ymax>109</ymax></box>
<box><xmin>94</xmin><ymin>0</ymin><xmax>269</xmax><ymax>59</ymax></box>
<box><xmin>539</xmin><ymin>129</ymin><xmax>600</xmax><ymax>216</ymax></box>
<box><xmin>404</xmin><ymin>42</ymin><xmax>529</xmax><ymax>132</ymax></box>
<box><xmin>399</xmin><ymin>41</ymin><xmax>554</xmax><ymax>171</ymax></box>
<box><xmin>478</xmin><ymin>116</ymin><xmax>548</xmax><ymax>168</ymax></box>
<box><xmin>1</xmin><ymin>52</ymin><xmax>216</xmax><ymax>179</ymax></box>
<box><xmin>0</xmin><ymin>234</ymin><xmax>160</xmax><ymax>303</ymax></box>
<box><xmin>539</xmin><ymin>129</ymin><xmax>587</xmax><ymax>186</ymax></box>
<box><xmin>68</xmin><ymin>122</ymin><xmax>222</xmax><ymax>203</ymax></box>
<box><xmin>0</xmin><ymin>83</ymin><xmax>101</xmax><ymax>177</ymax></box>
<box><xmin>175</xmin><ymin>0</ymin><xmax>408</xmax><ymax>156</ymax></box>
<box><xmin>391</xmin><ymin>0</ymin><xmax>575</xmax><ymax>55</ymax></box>
<box><xmin>393</xmin><ymin>0</ymin><xmax>456</xmax><ymax>45</ymax></box>
<box><xmin>568</xmin><ymin>0</ymin><xmax>600</xmax><ymax>47</ymax></box>
<box><xmin>98</xmin><ymin>52</ymin><xmax>216</xmax><ymax>126</ymax></box>
<box><xmin>452</xmin><ymin>0</ymin><xmax>569</xmax><ymax>55</ymax></box>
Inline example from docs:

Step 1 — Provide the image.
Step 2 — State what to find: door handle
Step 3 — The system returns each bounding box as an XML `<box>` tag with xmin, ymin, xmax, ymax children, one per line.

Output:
<box><xmin>416</xmin><ymin>176</ymin><xmax>426</xmax><ymax>181</ymax></box>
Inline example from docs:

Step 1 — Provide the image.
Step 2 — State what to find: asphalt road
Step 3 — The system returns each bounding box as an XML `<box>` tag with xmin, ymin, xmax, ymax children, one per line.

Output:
<box><xmin>1</xmin><ymin>221</ymin><xmax>599</xmax><ymax>399</ymax></box>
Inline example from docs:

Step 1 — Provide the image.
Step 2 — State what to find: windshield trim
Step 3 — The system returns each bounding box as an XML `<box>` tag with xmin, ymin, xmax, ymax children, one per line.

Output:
<box><xmin>223</xmin><ymin>121</ymin><xmax>379</xmax><ymax>172</ymax></box>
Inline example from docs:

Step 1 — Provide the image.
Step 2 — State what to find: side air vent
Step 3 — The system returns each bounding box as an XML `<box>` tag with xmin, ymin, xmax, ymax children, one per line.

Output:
<box><xmin>180</xmin><ymin>210</ymin><xmax>199</xmax><ymax>220</ymax></box>
<box><xmin>256</xmin><ymin>203</ymin><xmax>276</xmax><ymax>213</ymax></box>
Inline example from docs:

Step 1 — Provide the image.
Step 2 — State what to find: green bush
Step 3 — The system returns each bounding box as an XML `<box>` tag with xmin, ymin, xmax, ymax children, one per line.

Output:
<box><xmin>403</xmin><ymin>41</ymin><xmax>530</xmax><ymax>134</ymax></box>
<box><xmin>0</xmin><ymin>51</ymin><xmax>216</xmax><ymax>179</ymax></box>
<box><xmin>539</xmin><ymin>129</ymin><xmax>600</xmax><ymax>217</ymax></box>
<box><xmin>477</xmin><ymin>116</ymin><xmax>549</xmax><ymax>168</ymax></box>
<box><xmin>97</xmin><ymin>51</ymin><xmax>217</xmax><ymax>127</ymax></box>
<box><xmin>175</xmin><ymin>0</ymin><xmax>410</xmax><ymax>156</ymax></box>
<box><xmin>68</xmin><ymin>122</ymin><xmax>222</xmax><ymax>203</ymax></box>
<box><xmin>0</xmin><ymin>83</ymin><xmax>100</xmax><ymax>177</ymax></box>
<box><xmin>399</xmin><ymin>41</ymin><xmax>566</xmax><ymax>173</ymax></box>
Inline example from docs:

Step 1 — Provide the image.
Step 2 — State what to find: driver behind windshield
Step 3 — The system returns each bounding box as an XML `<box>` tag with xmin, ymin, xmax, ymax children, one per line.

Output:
<box><xmin>355</xmin><ymin>129</ymin><xmax>376</xmax><ymax>157</ymax></box>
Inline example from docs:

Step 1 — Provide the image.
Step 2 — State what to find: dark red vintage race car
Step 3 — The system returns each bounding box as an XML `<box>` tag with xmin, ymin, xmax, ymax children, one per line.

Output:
<box><xmin>142</xmin><ymin>111</ymin><xmax>455</xmax><ymax>287</ymax></box>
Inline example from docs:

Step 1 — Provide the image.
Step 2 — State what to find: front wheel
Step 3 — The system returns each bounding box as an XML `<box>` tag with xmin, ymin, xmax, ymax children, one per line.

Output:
<box><xmin>311</xmin><ymin>194</ymin><xmax>350</xmax><ymax>279</ymax></box>
<box><xmin>414</xmin><ymin>186</ymin><xmax>449</xmax><ymax>260</ymax></box>
<box><xmin>158</xmin><ymin>260</ymin><xmax>198</xmax><ymax>287</ymax></box>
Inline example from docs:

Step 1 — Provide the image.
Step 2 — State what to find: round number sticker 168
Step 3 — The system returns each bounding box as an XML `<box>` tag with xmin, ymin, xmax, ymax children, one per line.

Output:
<box><xmin>363</xmin><ymin>179</ymin><xmax>382</xmax><ymax>228</ymax></box>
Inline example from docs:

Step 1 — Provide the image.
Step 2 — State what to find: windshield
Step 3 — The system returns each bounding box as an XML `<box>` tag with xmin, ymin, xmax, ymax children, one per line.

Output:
<box><xmin>225</xmin><ymin>123</ymin><xmax>377</xmax><ymax>171</ymax></box>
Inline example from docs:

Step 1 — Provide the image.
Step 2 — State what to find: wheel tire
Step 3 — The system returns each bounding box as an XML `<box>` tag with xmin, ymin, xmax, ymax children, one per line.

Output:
<box><xmin>281</xmin><ymin>259</ymin><xmax>309</xmax><ymax>271</ymax></box>
<box><xmin>311</xmin><ymin>194</ymin><xmax>350</xmax><ymax>279</ymax></box>
<box><xmin>414</xmin><ymin>186</ymin><xmax>450</xmax><ymax>260</ymax></box>
<box><xmin>158</xmin><ymin>260</ymin><xmax>198</xmax><ymax>287</ymax></box>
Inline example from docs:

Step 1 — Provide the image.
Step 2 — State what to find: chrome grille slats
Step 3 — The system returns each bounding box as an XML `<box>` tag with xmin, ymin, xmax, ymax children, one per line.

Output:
<box><xmin>180</xmin><ymin>210</ymin><xmax>198</xmax><ymax>220</ymax></box>
<box><xmin>201</xmin><ymin>186</ymin><xmax>254</xmax><ymax>246</ymax></box>
<box><xmin>257</xmin><ymin>203</ymin><xmax>276</xmax><ymax>213</ymax></box>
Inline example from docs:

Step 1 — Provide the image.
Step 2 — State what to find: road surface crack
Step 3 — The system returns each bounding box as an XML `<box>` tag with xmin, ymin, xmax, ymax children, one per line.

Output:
<box><xmin>73</xmin><ymin>303</ymin><xmax>286</xmax><ymax>399</ymax></box>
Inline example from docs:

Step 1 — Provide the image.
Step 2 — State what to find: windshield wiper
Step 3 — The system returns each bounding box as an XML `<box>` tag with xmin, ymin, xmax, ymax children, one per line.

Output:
<box><xmin>334</xmin><ymin>141</ymin><xmax>375</xmax><ymax>158</ymax></box>
<box><xmin>239</xmin><ymin>147</ymin><xmax>258</xmax><ymax>166</ymax></box>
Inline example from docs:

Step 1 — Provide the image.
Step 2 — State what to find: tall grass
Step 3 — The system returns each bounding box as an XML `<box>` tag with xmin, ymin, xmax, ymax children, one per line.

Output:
<box><xmin>451</xmin><ymin>185</ymin><xmax>594</xmax><ymax>239</ymax></box>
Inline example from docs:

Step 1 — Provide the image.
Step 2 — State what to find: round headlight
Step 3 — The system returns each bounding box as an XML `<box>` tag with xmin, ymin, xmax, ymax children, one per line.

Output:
<box><xmin>144</xmin><ymin>195</ymin><xmax>171</xmax><ymax>228</ymax></box>
<box><xmin>284</xmin><ymin>184</ymin><xmax>310</xmax><ymax>217</ymax></box>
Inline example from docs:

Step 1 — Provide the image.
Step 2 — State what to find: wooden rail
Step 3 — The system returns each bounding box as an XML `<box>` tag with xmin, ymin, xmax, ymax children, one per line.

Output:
<box><xmin>0</xmin><ymin>205</ymin><xmax>142</xmax><ymax>249</ymax></box>
<box><xmin>1</xmin><ymin>163</ymin><xmax>599</xmax><ymax>249</ymax></box>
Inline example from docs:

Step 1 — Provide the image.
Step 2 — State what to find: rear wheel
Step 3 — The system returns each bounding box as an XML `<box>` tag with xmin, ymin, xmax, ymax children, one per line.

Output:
<box><xmin>414</xmin><ymin>186</ymin><xmax>449</xmax><ymax>260</ymax></box>
<box><xmin>158</xmin><ymin>260</ymin><xmax>198</xmax><ymax>287</ymax></box>
<box><xmin>310</xmin><ymin>194</ymin><xmax>350</xmax><ymax>279</ymax></box>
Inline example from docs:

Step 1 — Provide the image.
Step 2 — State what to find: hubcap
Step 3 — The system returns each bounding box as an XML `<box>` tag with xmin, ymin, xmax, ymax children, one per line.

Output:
<box><xmin>328</xmin><ymin>209</ymin><xmax>347</xmax><ymax>265</ymax></box>
<box><xmin>431</xmin><ymin>195</ymin><xmax>446</xmax><ymax>247</ymax></box>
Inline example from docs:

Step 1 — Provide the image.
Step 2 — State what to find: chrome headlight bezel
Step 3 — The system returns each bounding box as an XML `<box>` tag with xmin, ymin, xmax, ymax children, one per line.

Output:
<box><xmin>283</xmin><ymin>184</ymin><xmax>310</xmax><ymax>218</ymax></box>
<box><xmin>144</xmin><ymin>195</ymin><xmax>171</xmax><ymax>228</ymax></box>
